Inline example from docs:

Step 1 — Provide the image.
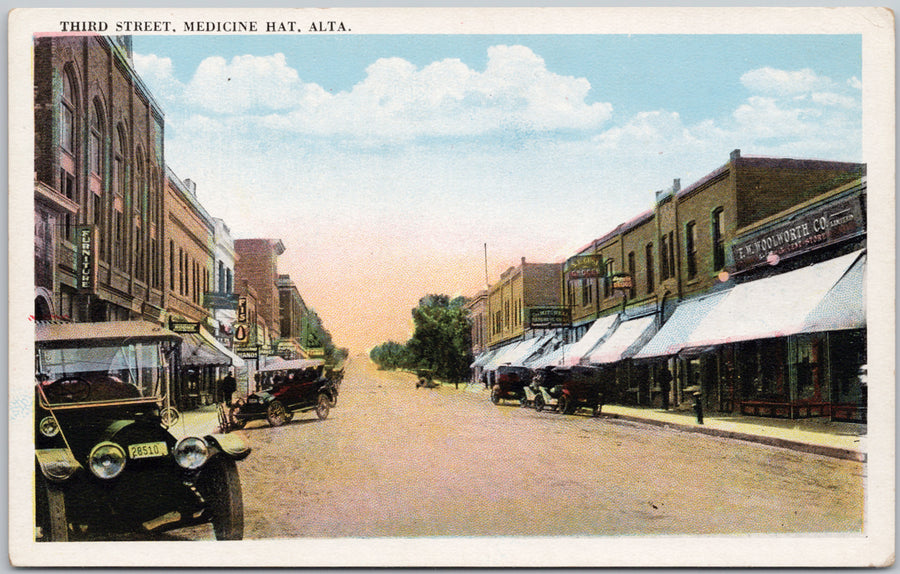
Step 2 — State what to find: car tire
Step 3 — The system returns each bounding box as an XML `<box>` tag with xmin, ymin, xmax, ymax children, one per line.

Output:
<box><xmin>520</xmin><ymin>396</ymin><xmax>529</xmax><ymax>408</ymax></box>
<box><xmin>490</xmin><ymin>386</ymin><xmax>501</xmax><ymax>405</ymax></box>
<box><xmin>534</xmin><ymin>394</ymin><xmax>545</xmax><ymax>412</ymax></box>
<box><xmin>266</xmin><ymin>401</ymin><xmax>288</xmax><ymax>427</ymax></box>
<box><xmin>557</xmin><ymin>395</ymin><xmax>569</xmax><ymax>415</ymax></box>
<box><xmin>202</xmin><ymin>457</ymin><xmax>244</xmax><ymax>541</ymax></box>
<box><xmin>228</xmin><ymin>405</ymin><xmax>247</xmax><ymax>429</ymax></box>
<box><xmin>35</xmin><ymin>478</ymin><xmax>68</xmax><ymax>542</ymax></box>
<box><xmin>315</xmin><ymin>393</ymin><xmax>331</xmax><ymax>420</ymax></box>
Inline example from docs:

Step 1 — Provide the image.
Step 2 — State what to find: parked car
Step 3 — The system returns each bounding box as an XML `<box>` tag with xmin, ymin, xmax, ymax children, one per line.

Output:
<box><xmin>34</xmin><ymin>321</ymin><xmax>251</xmax><ymax>542</ymax></box>
<box><xmin>490</xmin><ymin>365</ymin><xmax>533</xmax><ymax>405</ymax></box>
<box><xmin>528</xmin><ymin>365</ymin><xmax>608</xmax><ymax>416</ymax></box>
<box><xmin>229</xmin><ymin>359</ymin><xmax>338</xmax><ymax>428</ymax></box>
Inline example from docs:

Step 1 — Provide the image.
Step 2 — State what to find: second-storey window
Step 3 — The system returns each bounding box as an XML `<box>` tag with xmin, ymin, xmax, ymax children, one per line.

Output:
<box><xmin>686</xmin><ymin>221</ymin><xmax>697</xmax><ymax>279</ymax></box>
<box><xmin>60</xmin><ymin>71</ymin><xmax>76</xmax><ymax>153</ymax></box>
<box><xmin>712</xmin><ymin>207</ymin><xmax>726</xmax><ymax>270</ymax></box>
<box><xmin>645</xmin><ymin>243</ymin><xmax>654</xmax><ymax>294</ymax></box>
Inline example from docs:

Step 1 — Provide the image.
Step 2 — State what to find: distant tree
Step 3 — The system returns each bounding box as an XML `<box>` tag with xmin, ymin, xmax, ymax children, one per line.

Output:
<box><xmin>369</xmin><ymin>341</ymin><xmax>413</xmax><ymax>370</ymax></box>
<box><xmin>406</xmin><ymin>294</ymin><xmax>472</xmax><ymax>384</ymax></box>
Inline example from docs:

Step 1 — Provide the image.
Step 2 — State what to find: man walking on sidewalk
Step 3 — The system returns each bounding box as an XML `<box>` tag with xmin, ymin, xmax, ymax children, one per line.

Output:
<box><xmin>657</xmin><ymin>364</ymin><xmax>673</xmax><ymax>410</ymax></box>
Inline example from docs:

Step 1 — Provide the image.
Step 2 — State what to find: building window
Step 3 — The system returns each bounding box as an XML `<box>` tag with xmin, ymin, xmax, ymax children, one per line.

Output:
<box><xmin>226</xmin><ymin>268</ymin><xmax>233</xmax><ymax>292</ymax></box>
<box><xmin>218</xmin><ymin>261</ymin><xmax>225</xmax><ymax>292</ymax></box>
<box><xmin>712</xmin><ymin>207</ymin><xmax>725</xmax><ymax>270</ymax></box>
<box><xmin>603</xmin><ymin>259</ymin><xmax>615</xmax><ymax>298</ymax></box>
<box><xmin>60</xmin><ymin>70</ymin><xmax>76</xmax><ymax>153</ymax></box>
<box><xmin>660</xmin><ymin>235</ymin><xmax>669</xmax><ymax>280</ymax></box>
<box><xmin>645</xmin><ymin>243</ymin><xmax>654</xmax><ymax>294</ymax></box>
<box><xmin>169</xmin><ymin>241</ymin><xmax>175</xmax><ymax>291</ymax></box>
<box><xmin>685</xmin><ymin>221</ymin><xmax>697</xmax><ymax>279</ymax></box>
<box><xmin>627</xmin><ymin>251</ymin><xmax>636</xmax><ymax>298</ymax></box>
<box><xmin>668</xmin><ymin>231</ymin><xmax>675</xmax><ymax>279</ymax></box>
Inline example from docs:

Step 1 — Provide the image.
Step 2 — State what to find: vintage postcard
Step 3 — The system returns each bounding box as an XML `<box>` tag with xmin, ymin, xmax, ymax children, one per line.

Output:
<box><xmin>8</xmin><ymin>6</ymin><xmax>895</xmax><ymax>568</ymax></box>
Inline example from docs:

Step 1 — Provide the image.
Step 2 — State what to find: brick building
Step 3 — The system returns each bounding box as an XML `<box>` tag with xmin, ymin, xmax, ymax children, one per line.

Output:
<box><xmin>34</xmin><ymin>35</ymin><xmax>166</xmax><ymax>324</ymax></box>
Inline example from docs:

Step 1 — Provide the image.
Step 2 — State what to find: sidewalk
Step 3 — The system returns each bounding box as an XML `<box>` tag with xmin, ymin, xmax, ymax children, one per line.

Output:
<box><xmin>460</xmin><ymin>383</ymin><xmax>866</xmax><ymax>462</ymax></box>
<box><xmin>601</xmin><ymin>404</ymin><xmax>866</xmax><ymax>462</ymax></box>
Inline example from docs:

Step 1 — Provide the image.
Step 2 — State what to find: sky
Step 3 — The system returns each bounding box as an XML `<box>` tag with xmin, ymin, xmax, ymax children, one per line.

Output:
<box><xmin>131</xmin><ymin>33</ymin><xmax>862</xmax><ymax>354</ymax></box>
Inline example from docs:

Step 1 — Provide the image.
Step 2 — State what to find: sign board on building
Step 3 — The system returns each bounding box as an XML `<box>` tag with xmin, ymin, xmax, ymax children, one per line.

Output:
<box><xmin>236</xmin><ymin>296</ymin><xmax>248</xmax><ymax>322</ymax></box>
<box><xmin>307</xmin><ymin>347</ymin><xmax>326</xmax><ymax>357</ymax></box>
<box><xmin>610</xmin><ymin>273</ymin><xmax>633</xmax><ymax>290</ymax></box>
<box><xmin>204</xmin><ymin>292</ymin><xmax>240</xmax><ymax>310</ymax></box>
<box><xmin>732</xmin><ymin>195</ymin><xmax>865</xmax><ymax>272</ymax></box>
<box><xmin>233</xmin><ymin>323</ymin><xmax>249</xmax><ymax>344</ymax></box>
<box><xmin>168</xmin><ymin>320</ymin><xmax>201</xmax><ymax>334</ymax></box>
<box><xmin>75</xmin><ymin>225</ymin><xmax>97</xmax><ymax>292</ymax></box>
<box><xmin>234</xmin><ymin>346</ymin><xmax>259</xmax><ymax>360</ymax></box>
<box><xmin>526</xmin><ymin>306</ymin><xmax>572</xmax><ymax>328</ymax></box>
<box><xmin>566</xmin><ymin>254</ymin><xmax>602</xmax><ymax>280</ymax></box>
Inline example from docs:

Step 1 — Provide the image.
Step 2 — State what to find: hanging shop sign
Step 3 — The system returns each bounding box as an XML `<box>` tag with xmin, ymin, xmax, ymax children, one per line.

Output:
<box><xmin>234</xmin><ymin>346</ymin><xmax>260</xmax><ymax>360</ymax></box>
<box><xmin>233</xmin><ymin>323</ymin><xmax>249</xmax><ymax>344</ymax></box>
<box><xmin>732</xmin><ymin>195</ymin><xmax>864</xmax><ymax>272</ymax></box>
<box><xmin>236</xmin><ymin>296</ymin><xmax>248</xmax><ymax>322</ymax></box>
<box><xmin>565</xmin><ymin>254</ymin><xmax>602</xmax><ymax>280</ymax></box>
<box><xmin>74</xmin><ymin>225</ymin><xmax>97</xmax><ymax>292</ymax></box>
<box><xmin>610</xmin><ymin>273</ymin><xmax>633</xmax><ymax>290</ymax></box>
<box><xmin>307</xmin><ymin>347</ymin><xmax>326</xmax><ymax>358</ymax></box>
<box><xmin>204</xmin><ymin>292</ymin><xmax>240</xmax><ymax>310</ymax></box>
<box><xmin>168</xmin><ymin>319</ymin><xmax>201</xmax><ymax>334</ymax></box>
<box><xmin>526</xmin><ymin>306</ymin><xmax>572</xmax><ymax>329</ymax></box>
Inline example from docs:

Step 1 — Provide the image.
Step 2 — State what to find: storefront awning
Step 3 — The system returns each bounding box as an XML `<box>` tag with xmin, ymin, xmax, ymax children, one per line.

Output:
<box><xmin>633</xmin><ymin>292</ymin><xmax>729</xmax><ymax>360</ymax></box>
<box><xmin>585</xmin><ymin>315</ymin><xmax>657</xmax><ymax>364</ymax></box>
<box><xmin>685</xmin><ymin>250</ymin><xmax>864</xmax><ymax>347</ymax></box>
<box><xmin>470</xmin><ymin>348</ymin><xmax>499</xmax><ymax>369</ymax></box>
<box><xmin>504</xmin><ymin>333</ymin><xmax>556</xmax><ymax>366</ymax></box>
<box><xmin>526</xmin><ymin>342</ymin><xmax>577</xmax><ymax>369</ymax></box>
<box><xmin>181</xmin><ymin>328</ymin><xmax>245</xmax><ymax>368</ymax></box>
<box><xmin>483</xmin><ymin>340</ymin><xmax>529</xmax><ymax>371</ymax></box>
<box><xmin>561</xmin><ymin>313</ymin><xmax>619</xmax><ymax>366</ymax></box>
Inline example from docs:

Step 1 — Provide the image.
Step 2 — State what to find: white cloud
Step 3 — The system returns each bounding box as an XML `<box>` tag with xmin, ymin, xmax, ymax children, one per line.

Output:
<box><xmin>183</xmin><ymin>53</ymin><xmax>305</xmax><ymax>114</ymax></box>
<box><xmin>740</xmin><ymin>67</ymin><xmax>830</xmax><ymax>96</ymax></box>
<box><xmin>811</xmin><ymin>91</ymin><xmax>857</xmax><ymax>108</ymax></box>
<box><xmin>133</xmin><ymin>52</ymin><xmax>182</xmax><ymax>102</ymax></box>
<box><xmin>848</xmin><ymin>76</ymin><xmax>862</xmax><ymax>90</ymax></box>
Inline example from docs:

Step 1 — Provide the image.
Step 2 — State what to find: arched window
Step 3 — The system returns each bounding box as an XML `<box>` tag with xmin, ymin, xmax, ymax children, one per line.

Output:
<box><xmin>60</xmin><ymin>70</ymin><xmax>76</xmax><ymax>153</ymax></box>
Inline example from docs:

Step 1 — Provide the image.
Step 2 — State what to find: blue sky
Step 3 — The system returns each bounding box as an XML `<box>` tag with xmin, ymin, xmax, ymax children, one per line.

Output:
<box><xmin>132</xmin><ymin>33</ymin><xmax>862</xmax><ymax>351</ymax></box>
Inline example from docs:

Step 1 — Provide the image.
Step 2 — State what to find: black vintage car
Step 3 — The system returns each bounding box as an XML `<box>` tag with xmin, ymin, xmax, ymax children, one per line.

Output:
<box><xmin>529</xmin><ymin>365</ymin><xmax>608</xmax><ymax>416</ymax></box>
<box><xmin>228</xmin><ymin>359</ymin><xmax>338</xmax><ymax>428</ymax></box>
<box><xmin>34</xmin><ymin>321</ymin><xmax>251</xmax><ymax>542</ymax></box>
<box><xmin>490</xmin><ymin>365</ymin><xmax>533</xmax><ymax>405</ymax></box>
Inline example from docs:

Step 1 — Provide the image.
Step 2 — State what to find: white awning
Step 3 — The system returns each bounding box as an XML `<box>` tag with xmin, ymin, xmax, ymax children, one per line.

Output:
<box><xmin>504</xmin><ymin>333</ymin><xmax>556</xmax><ymax>366</ymax></box>
<box><xmin>561</xmin><ymin>313</ymin><xmax>619</xmax><ymax>366</ymax></box>
<box><xmin>686</xmin><ymin>250</ymin><xmax>864</xmax><ymax>347</ymax></box>
<box><xmin>470</xmin><ymin>348</ymin><xmax>499</xmax><ymax>369</ymax></box>
<box><xmin>527</xmin><ymin>342</ymin><xmax>577</xmax><ymax>369</ymax></box>
<box><xmin>633</xmin><ymin>292</ymin><xmax>729</xmax><ymax>360</ymax></box>
<box><xmin>483</xmin><ymin>341</ymin><xmax>528</xmax><ymax>371</ymax></box>
<box><xmin>181</xmin><ymin>328</ymin><xmax>245</xmax><ymax>368</ymax></box>
<box><xmin>585</xmin><ymin>315</ymin><xmax>657</xmax><ymax>364</ymax></box>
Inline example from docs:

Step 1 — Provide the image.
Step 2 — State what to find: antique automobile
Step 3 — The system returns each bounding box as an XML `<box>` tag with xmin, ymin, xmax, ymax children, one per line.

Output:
<box><xmin>529</xmin><ymin>365</ymin><xmax>607</xmax><ymax>416</ymax></box>
<box><xmin>34</xmin><ymin>321</ymin><xmax>251</xmax><ymax>542</ymax></box>
<box><xmin>490</xmin><ymin>365</ymin><xmax>533</xmax><ymax>405</ymax></box>
<box><xmin>415</xmin><ymin>368</ymin><xmax>438</xmax><ymax>389</ymax></box>
<box><xmin>229</xmin><ymin>359</ymin><xmax>337</xmax><ymax>428</ymax></box>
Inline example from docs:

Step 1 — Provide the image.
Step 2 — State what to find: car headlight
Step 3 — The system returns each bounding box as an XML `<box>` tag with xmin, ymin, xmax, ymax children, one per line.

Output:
<box><xmin>173</xmin><ymin>437</ymin><xmax>209</xmax><ymax>470</ymax></box>
<box><xmin>38</xmin><ymin>416</ymin><xmax>59</xmax><ymax>437</ymax></box>
<box><xmin>89</xmin><ymin>442</ymin><xmax>127</xmax><ymax>479</ymax></box>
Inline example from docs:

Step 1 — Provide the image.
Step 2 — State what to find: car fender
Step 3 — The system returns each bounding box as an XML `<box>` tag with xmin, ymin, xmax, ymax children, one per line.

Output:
<box><xmin>204</xmin><ymin>432</ymin><xmax>252</xmax><ymax>461</ymax></box>
<box><xmin>35</xmin><ymin>448</ymin><xmax>82</xmax><ymax>482</ymax></box>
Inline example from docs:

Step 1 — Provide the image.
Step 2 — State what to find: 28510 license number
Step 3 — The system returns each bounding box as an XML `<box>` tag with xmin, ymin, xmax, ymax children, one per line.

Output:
<box><xmin>128</xmin><ymin>441</ymin><xmax>168</xmax><ymax>459</ymax></box>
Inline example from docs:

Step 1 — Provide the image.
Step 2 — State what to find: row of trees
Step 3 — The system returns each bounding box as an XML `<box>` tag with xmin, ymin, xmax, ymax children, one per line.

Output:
<box><xmin>370</xmin><ymin>294</ymin><xmax>473</xmax><ymax>384</ymax></box>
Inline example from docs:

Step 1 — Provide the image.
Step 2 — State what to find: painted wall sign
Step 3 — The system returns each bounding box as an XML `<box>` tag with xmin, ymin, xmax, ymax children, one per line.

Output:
<box><xmin>526</xmin><ymin>306</ymin><xmax>572</xmax><ymax>328</ymax></box>
<box><xmin>732</xmin><ymin>196</ymin><xmax>864</xmax><ymax>271</ymax></box>
<box><xmin>204</xmin><ymin>291</ymin><xmax>240</xmax><ymax>309</ymax></box>
<box><xmin>610</xmin><ymin>273</ymin><xmax>633</xmax><ymax>290</ymax></box>
<box><xmin>168</xmin><ymin>320</ymin><xmax>201</xmax><ymax>334</ymax></box>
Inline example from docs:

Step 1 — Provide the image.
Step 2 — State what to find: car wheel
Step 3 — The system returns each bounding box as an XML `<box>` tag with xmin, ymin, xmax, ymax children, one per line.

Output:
<box><xmin>490</xmin><ymin>386</ymin><xmax>501</xmax><ymax>404</ymax></box>
<box><xmin>228</xmin><ymin>405</ymin><xmax>247</xmax><ymax>429</ymax></box>
<box><xmin>534</xmin><ymin>394</ymin><xmax>545</xmax><ymax>412</ymax></box>
<box><xmin>520</xmin><ymin>396</ymin><xmax>529</xmax><ymax>408</ymax></box>
<box><xmin>201</xmin><ymin>457</ymin><xmax>244</xmax><ymax>541</ymax></box>
<box><xmin>35</xmin><ymin>479</ymin><xmax>68</xmax><ymax>542</ymax></box>
<box><xmin>266</xmin><ymin>401</ymin><xmax>288</xmax><ymax>426</ymax></box>
<box><xmin>315</xmin><ymin>393</ymin><xmax>330</xmax><ymax>420</ymax></box>
<box><xmin>557</xmin><ymin>395</ymin><xmax>569</xmax><ymax>415</ymax></box>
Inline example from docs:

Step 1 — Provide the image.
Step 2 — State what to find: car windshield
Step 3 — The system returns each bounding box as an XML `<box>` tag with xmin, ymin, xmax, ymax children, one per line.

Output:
<box><xmin>37</xmin><ymin>341</ymin><xmax>169</xmax><ymax>406</ymax></box>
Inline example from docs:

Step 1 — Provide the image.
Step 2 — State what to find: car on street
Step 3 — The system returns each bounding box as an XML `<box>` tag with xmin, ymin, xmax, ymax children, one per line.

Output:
<box><xmin>528</xmin><ymin>365</ymin><xmax>608</xmax><ymax>416</ymax></box>
<box><xmin>230</xmin><ymin>359</ymin><xmax>338</xmax><ymax>427</ymax></box>
<box><xmin>34</xmin><ymin>321</ymin><xmax>251</xmax><ymax>542</ymax></box>
<box><xmin>490</xmin><ymin>365</ymin><xmax>533</xmax><ymax>405</ymax></box>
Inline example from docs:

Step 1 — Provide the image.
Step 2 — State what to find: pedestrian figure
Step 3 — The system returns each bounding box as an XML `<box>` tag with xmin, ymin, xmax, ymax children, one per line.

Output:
<box><xmin>657</xmin><ymin>365</ymin><xmax>673</xmax><ymax>410</ymax></box>
<box><xmin>693</xmin><ymin>391</ymin><xmax>704</xmax><ymax>424</ymax></box>
<box><xmin>221</xmin><ymin>370</ymin><xmax>237</xmax><ymax>407</ymax></box>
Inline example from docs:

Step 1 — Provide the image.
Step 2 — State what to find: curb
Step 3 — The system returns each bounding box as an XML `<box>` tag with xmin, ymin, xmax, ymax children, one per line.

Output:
<box><xmin>604</xmin><ymin>412</ymin><xmax>866</xmax><ymax>463</ymax></box>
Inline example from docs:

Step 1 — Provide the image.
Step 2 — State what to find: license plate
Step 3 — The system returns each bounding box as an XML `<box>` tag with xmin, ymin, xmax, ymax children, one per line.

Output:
<box><xmin>128</xmin><ymin>441</ymin><xmax>168</xmax><ymax>459</ymax></box>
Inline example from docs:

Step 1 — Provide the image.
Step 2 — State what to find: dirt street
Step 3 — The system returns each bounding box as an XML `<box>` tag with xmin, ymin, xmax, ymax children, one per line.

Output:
<box><xmin>198</xmin><ymin>357</ymin><xmax>863</xmax><ymax>539</ymax></box>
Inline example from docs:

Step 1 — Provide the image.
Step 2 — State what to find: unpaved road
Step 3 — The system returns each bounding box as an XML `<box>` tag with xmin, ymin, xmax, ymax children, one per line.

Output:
<box><xmin>212</xmin><ymin>357</ymin><xmax>863</xmax><ymax>539</ymax></box>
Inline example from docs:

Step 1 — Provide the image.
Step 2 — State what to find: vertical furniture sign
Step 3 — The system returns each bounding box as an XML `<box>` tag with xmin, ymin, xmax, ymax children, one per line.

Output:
<box><xmin>75</xmin><ymin>225</ymin><xmax>97</xmax><ymax>292</ymax></box>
